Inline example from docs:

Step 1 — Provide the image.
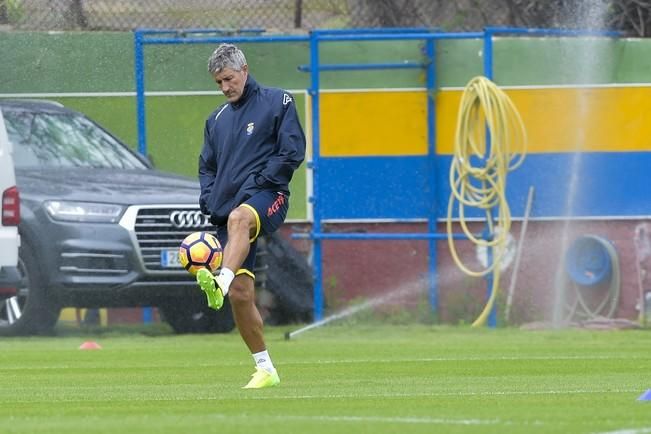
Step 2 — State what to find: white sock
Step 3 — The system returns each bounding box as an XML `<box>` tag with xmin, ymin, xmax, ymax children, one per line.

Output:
<box><xmin>252</xmin><ymin>350</ymin><xmax>275</xmax><ymax>373</ymax></box>
<box><xmin>216</xmin><ymin>267</ymin><xmax>234</xmax><ymax>296</ymax></box>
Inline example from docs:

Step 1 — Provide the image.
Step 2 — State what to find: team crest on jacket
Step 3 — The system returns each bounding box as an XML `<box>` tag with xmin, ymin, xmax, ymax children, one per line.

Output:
<box><xmin>246</xmin><ymin>122</ymin><xmax>255</xmax><ymax>135</ymax></box>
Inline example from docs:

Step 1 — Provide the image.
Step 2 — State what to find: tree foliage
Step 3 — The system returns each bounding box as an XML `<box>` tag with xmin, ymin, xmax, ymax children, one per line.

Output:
<box><xmin>352</xmin><ymin>0</ymin><xmax>651</xmax><ymax>37</ymax></box>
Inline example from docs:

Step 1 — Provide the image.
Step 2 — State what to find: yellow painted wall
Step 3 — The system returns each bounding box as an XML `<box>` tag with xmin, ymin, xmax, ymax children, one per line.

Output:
<box><xmin>319</xmin><ymin>86</ymin><xmax>651</xmax><ymax>156</ymax></box>
<box><xmin>320</xmin><ymin>91</ymin><xmax>427</xmax><ymax>156</ymax></box>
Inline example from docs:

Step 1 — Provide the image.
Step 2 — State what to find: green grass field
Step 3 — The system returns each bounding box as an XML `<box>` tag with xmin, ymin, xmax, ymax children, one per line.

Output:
<box><xmin>1</xmin><ymin>324</ymin><xmax>650</xmax><ymax>433</ymax></box>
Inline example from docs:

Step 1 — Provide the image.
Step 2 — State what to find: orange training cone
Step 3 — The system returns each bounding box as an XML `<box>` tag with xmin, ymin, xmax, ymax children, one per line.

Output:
<box><xmin>78</xmin><ymin>341</ymin><xmax>102</xmax><ymax>350</ymax></box>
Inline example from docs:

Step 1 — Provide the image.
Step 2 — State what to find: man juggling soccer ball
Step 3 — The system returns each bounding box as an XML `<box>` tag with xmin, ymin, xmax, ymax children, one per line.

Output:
<box><xmin>196</xmin><ymin>43</ymin><xmax>306</xmax><ymax>389</ymax></box>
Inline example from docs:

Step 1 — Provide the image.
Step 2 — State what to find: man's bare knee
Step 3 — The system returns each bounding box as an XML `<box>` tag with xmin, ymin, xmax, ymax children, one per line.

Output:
<box><xmin>228</xmin><ymin>281</ymin><xmax>255</xmax><ymax>306</ymax></box>
<box><xmin>228</xmin><ymin>207</ymin><xmax>257</xmax><ymax>237</ymax></box>
<box><xmin>227</xmin><ymin>208</ymin><xmax>250</xmax><ymax>230</ymax></box>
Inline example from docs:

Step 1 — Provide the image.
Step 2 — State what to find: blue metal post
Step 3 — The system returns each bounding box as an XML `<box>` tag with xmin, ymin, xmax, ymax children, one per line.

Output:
<box><xmin>483</xmin><ymin>29</ymin><xmax>494</xmax><ymax>80</ymax></box>
<box><xmin>483</xmin><ymin>29</ymin><xmax>497</xmax><ymax>327</ymax></box>
<box><xmin>142</xmin><ymin>307</ymin><xmax>153</xmax><ymax>323</ymax></box>
<box><xmin>309</xmin><ymin>31</ymin><xmax>324</xmax><ymax>321</ymax></box>
<box><xmin>484</xmin><ymin>225</ymin><xmax>497</xmax><ymax>327</ymax></box>
<box><xmin>487</xmin><ymin>252</ymin><xmax>497</xmax><ymax>326</ymax></box>
<box><xmin>134</xmin><ymin>30</ymin><xmax>147</xmax><ymax>156</ymax></box>
<box><xmin>424</xmin><ymin>37</ymin><xmax>438</xmax><ymax>316</ymax></box>
<box><xmin>296</xmin><ymin>30</ymin><xmax>483</xmax><ymax>323</ymax></box>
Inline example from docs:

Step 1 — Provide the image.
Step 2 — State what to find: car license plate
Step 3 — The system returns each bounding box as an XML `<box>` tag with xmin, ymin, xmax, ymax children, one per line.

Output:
<box><xmin>160</xmin><ymin>249</ymin><xmax>182</xmax><ymax>268</ymax></box>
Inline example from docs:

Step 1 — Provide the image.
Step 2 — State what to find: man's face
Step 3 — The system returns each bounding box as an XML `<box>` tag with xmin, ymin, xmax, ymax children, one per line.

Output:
<box><xmin>213</xmin><ymin>65</ymin><xmax>248</xmax><ymax>103</ymax></box>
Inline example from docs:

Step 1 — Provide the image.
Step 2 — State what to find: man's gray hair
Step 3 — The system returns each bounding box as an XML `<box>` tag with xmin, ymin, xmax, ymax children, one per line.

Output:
<box><xmin>207</xmin><ymin>44</ymin><xmax>247</xmax><ymax>74</ymax></box>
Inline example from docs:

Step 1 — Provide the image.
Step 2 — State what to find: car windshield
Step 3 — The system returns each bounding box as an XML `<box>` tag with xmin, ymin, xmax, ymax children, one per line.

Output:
<box><xmin>3</xmin><ymin>109</ymin><xmax>147</xmax><ymax>169</ymax></box>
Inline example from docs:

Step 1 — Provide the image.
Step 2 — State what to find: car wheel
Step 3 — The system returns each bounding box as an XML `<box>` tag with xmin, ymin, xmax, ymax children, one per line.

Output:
<box><xmin>160</xmin><ymin>297</ymin><xmax>235</xmax><ymax>334</ymax></box>
<box><xmin>0</xmin><ymin>243</ymin><xmax>61</xmax><ymax>336</ymax></box>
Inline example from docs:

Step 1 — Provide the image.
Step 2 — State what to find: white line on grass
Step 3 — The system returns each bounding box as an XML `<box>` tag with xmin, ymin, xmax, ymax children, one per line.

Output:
<box><xmin>230</xmin><ymin>389</ymin><xmax>639</xmax><ymax>401</ymax></box>
<box><xmin>206</xmin><ymin>413</ymin><xmax>504</xmax><ymax>426</ymax></box>
<box><xmin>278</xmin><ymin>355</ymin><xmax>650</xmax><ymax>365</ymax></box>
<box><xmin>1</xmin><ymin>354</ymin><xmax>644</xmax><ymax>372</ymax></box>
<box><xmin>595</xmin><ymin>429</ymin><xmax>651</xmax><ymax>434</ymax></box>
<box><xmin>5</xmin><ymin>388</ymin><xmax>640</xmax><ymax>405</ymax></box>
<box><xmin>189</xmin><ymin>354</ymin><xmax>650</xmax><ymax>368</ymax></box>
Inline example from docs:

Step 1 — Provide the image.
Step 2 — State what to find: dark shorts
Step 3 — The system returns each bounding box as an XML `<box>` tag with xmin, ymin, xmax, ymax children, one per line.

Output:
<box><xmin>215</xmin><ymin>190</ymin><xmax>288</xmax><ymax>278</ymax></box>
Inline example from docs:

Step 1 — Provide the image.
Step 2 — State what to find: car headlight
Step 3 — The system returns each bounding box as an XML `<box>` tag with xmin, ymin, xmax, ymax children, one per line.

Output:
<box><xmin>44</xmin><ymin>200</ymin><xmax>124</xmax><ymax>223</ymax></box>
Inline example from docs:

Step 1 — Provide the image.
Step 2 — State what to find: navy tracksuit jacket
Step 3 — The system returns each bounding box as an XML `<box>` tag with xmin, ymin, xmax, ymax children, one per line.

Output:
<box><xmin>198</xmin><ymin>75</ymin><xmax>306</xmax><ymax>226</ymax></box>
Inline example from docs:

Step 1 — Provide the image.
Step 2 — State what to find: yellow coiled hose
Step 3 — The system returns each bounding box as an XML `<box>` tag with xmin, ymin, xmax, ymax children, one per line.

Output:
<box><xmin>446</xmin><ymin>76</ymin><xmax>527</xmax><ymax>327</ymax></box>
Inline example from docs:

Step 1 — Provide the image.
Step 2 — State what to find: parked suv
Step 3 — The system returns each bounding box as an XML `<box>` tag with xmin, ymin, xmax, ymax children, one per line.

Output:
<box><xmin>0</xmin><ymin>99</ymin><xmax>235</xmax><ymax>336</ymax></box>
<box><xmin>0</xmin><ymin>105</ymin><xmax>21</xmax><ymax>306</ymax></box>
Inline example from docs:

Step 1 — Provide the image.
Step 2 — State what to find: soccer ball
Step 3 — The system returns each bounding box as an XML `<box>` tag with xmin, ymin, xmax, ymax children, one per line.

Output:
<box><xmin>179</xmin><ymin>231</ymin><xmax>223</xmax><ymax>275</ymax></box>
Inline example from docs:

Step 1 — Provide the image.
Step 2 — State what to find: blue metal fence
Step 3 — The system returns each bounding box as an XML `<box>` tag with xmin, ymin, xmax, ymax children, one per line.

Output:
<box><xmin>133</xmin><ymin>26</ymin><xmax>620</xmax><ymax>327</ymax></box>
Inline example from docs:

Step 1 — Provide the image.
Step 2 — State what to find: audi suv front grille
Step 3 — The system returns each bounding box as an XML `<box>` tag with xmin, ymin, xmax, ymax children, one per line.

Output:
<box><xmin>130</xmin><ymin>206</ymin><xmax>213</xmax><ymax>272</ymax></box>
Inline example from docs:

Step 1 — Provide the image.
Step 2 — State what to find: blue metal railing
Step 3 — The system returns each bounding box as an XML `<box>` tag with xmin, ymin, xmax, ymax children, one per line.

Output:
<box><xmin>300</xmin><ymin>29</ymin><xmax>484</xmax><ymax>322</ymax></box>
<box><xmin>133</xmin><ymin>26</ymin><xmax>621</xmax><ymax>327</ymax></box>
